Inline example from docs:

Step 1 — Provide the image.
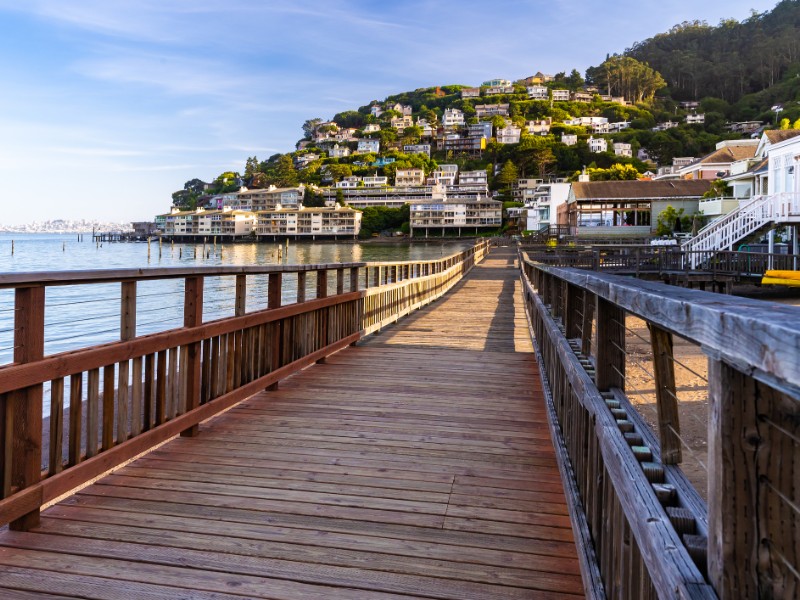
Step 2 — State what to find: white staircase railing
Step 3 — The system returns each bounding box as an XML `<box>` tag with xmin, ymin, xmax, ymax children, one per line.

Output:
<box><xmin>681</xmin><ymin>193</ymin><xmax>800</xmax><ymax>268</ymax></box>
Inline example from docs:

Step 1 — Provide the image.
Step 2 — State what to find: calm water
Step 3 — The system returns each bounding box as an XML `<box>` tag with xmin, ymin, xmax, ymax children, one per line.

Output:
<box><xmin>0</xmin><ymin>233</ymin><xmax>469</xmax><ymax>362</ymax></box>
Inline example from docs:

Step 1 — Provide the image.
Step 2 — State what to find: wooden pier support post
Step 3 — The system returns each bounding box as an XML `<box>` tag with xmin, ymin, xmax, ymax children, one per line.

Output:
<box><xmin>595</xmin><ymin>297</ymin><xmax>625</xmax><ymax>391</ymax></box>
<box><xmin>181</xmin><ymin>276</ymin><xmax>204</xmax><ymax>437</ymax></box>
<box><xmin>6</xmin><ymin>286</ymin><xmax>45</xmax><ymax>531</ymax></box>
<box><xmin>648</xmin><ymin>324</ymin><xmax>681</xmax><ymax>464</ymax></box>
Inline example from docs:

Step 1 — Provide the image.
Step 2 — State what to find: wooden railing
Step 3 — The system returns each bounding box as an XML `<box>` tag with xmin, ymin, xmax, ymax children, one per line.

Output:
<box><xmin>526</xmin><ymin>247</ymin><xmax>800</xmax><ymax>277</ymax></box>
<box><xmin>520</xmin><ymin>254</ymin><xmax>800</xmax><ymax>599</ymax></box>
<box><xmin>0</xmin><ymin>240</ymin><xmax>490</xmax><ymax>530</ymax></box>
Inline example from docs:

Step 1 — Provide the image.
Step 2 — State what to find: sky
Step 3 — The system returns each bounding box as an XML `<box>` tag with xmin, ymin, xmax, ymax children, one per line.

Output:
<box><xmin>0</xmin><ymin>0</ymin><xmax>780</xmax><ymax>225</ymax></box>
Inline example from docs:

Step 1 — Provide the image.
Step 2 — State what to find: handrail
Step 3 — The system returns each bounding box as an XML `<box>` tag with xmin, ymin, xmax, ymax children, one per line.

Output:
<box><xmin>520</xmin><ymin>255</ymin><xmax>800</xmax><ymax>599</ymax></box>
<box><xmin>0</xmin><ymin>239</ymin><xmax>490</xmax><ymax>531</ymax></box>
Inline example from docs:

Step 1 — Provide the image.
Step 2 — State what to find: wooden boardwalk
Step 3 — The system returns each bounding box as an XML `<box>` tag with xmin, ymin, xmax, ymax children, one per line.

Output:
<box><xmin>0</xmin><ymin>248</ymin><xmax>584</xmax><ymax>599</ymax></box>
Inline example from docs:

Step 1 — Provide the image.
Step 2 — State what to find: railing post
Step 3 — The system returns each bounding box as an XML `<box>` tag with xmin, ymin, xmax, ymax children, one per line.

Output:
<box><xmin>595</xmin><ymin>297</ymin><xmax>625</xmax><ymax>391</ymax></box>
<box><xmin>181</xmin><ymin>276</ymin><xmax>203</xmax><ymax>437</ymax></box>
<box><xmin>708</xmin><ymin>359</ymin><xmax>799</xmax><ymax>599</ymax></box>
<box><xmin>117</xmin><ymin>281</ymin><xmax>136</xmax><ymax>444</ymax></box>
<box><xmin>336</xmin><ymin>268</ymin><xmax>344</xmax><ymax>295</ymax></box>
<box><xmin>297</xmin><ymin>271</ymin><xmax>307</xmax><ymax>303</ymax></box>
<box><xmin>350</xmin><ymin>267</ymin><xmax>359</xmax><ymax>292</ymax></box>
<box><xmin>7</xmin><ymin>286</ymin><xmax>45</xmax><ymax>531</ymax></box>
<box><xmin>267</xmin><ymin>273</ymin><xmax>282</xmax><ymax>391</ymax></box>
<box><xmin>647</xmin><ymin>324</ymin><xmax>681</xmax><ymax>464</ymax></box>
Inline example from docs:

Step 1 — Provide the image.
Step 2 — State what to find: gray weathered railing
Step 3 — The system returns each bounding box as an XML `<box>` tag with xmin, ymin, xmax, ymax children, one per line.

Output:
<box><xmin>0</xmin><ymin>240</ymin><xmax>490</xmax><ymax>530</ymax></box>
<box><xmin>520</xmin><ymin>253</ymin><xmax>800</xmax><ymax>599</ymax></box>
<box><xmin>526</xmin><ymin>247</ymin><xmax>800</xmax><ymax>278</ymax></box>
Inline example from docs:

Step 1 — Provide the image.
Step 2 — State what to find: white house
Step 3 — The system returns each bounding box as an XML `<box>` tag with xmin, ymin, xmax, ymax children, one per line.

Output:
<box><xmin>370</xmin><ymin>105</ymin><xmax>383</xmax><ymax>118</ymax></box>
<box><xmin>497</xmin><ymin>125</ymin><xmax>521</xmax><ymax>145</ymax></box>
<box><xmin>362</xmin><ymin>175</ymin><xmax>388</xmax><ymax>187</ymax></box>
<box><xmin>551</xmin><ymin>89</ymin><xmax>570</xmax><ymax>101</ymax></box>
<box><xmin>363</xmin><ymin>123</ymin><xmax>381</xmax><ymax>133</ymax></box>
<box><xmin>403</xmin><ymin>143</ymin><xmax>432</xmax><ymax>156</ymax></box>
<box><xmin>562</xmin><ymin>134</ymin><xmax>578</xmax><ymax>146</ymax></box>
<box><xmin>686</xmin><ymin>113</ymin><xmax>706</xmax><ymax>125</ymax></box>
<box><xmin>443</xmin><ymin>108</ymin><xmax>465</xmax><ymax>129</ymax></box>
<box><xmin>527</xmin><ymin>85</ymin><xmax>548</xmax><ymax>100</ymax></box>
<box><xmin>588</xmin><ymin>137</ymin><xmax>608</xmax><ymax>153</ymax></box>
<box><xmin>527</xmin><ymin>119</ymin><xmax>551</xmax><ymax>135</ymax></box>
<box><xmin>613</xmin><ymin>142</ymin><xmax>632</xmax><ymax>158</ymax></box>
<box><xmin>461</xmin><ymin>87</ymin><xmax>481</xmax><ymax>98</ymax></box>
<box><xmin>357</xmin><ymin>139</ymin><xmax>380</xmax><ymax>154</ymax></box>
<box><xmin>328</xmin><ymin>144</ymin><xmax>350</xmax><ymax>159</ymax></box>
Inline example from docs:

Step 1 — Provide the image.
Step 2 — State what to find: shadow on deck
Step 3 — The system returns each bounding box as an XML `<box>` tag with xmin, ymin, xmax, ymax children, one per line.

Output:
<box><xmin>0</xmin><ymin>248</ymin><xmax>584</xmax><ymax>599</ymax></box>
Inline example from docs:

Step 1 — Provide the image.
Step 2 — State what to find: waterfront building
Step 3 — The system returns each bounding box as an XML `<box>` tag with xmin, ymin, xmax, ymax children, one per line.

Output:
<box><xmin>362</xmin><ymin>175</ymin><xmax>389</xmax><ymax>187</ymax></box>
<box><xmin>256</xmin><ymin>206</ymin><xmax>361</xmax><ymax>238</ymax></box>
<box><xmin>227</xmin><ymin>186</ymin><xmax>305</xmax><ymax>211</ymax></box>
<box><xmin>159</xmin><ymin>207</ymin><xmax>257</xmax><ymax>239</ymax></box>
<box><xmin>323</xmin><ymin>184</ymin><xmax>446</xmax><ymax>209</ymax></box>
<box><xmin>563</xmin><ymin>179</ymin><xmax>712</xmax><ymax>238</ymax></box>
<box><xmin>409</xmin><ymin>199</ymin><xmax>502</xmax><ymax>237</ymax></box>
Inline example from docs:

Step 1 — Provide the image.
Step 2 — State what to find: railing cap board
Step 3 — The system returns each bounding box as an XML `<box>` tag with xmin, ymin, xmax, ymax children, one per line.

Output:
<box><xmin>0</xmin><ymin>264</ymin><xmax>367</xmax><ymax>288</ymax></box>
<box><xmin>530</xmin><ymin>261</ymin><xmax>800</xmax><ymax>396</ymax></box>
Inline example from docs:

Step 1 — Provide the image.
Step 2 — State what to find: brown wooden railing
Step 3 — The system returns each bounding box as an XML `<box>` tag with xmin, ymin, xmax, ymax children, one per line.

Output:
<box><xmin>520</xmin><ymin>254</ymin><xmax>800</xmax><ymax>599</ymax></box>
<box><xmin>0</xmin><ymin>240</ymin><xmax>490</xmax><ymax>530</ymax></box>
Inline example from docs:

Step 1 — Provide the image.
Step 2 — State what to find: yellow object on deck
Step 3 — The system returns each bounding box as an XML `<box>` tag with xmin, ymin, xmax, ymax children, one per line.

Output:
<box><xmin>762</xmin><ymin>270</ymin><xmax>800</xmax><ymax>286</ymax></box>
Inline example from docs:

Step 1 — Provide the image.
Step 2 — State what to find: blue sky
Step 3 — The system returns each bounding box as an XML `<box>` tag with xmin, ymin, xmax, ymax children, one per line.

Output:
<box><xmin>0</xmin><ymin>0</ymin><xmax>779</xmax><ymax>225</ymax></box>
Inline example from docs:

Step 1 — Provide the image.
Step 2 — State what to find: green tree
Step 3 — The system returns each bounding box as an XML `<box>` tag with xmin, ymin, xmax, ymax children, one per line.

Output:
<box><xmin>586</xmin><ymin>55</ymin><xmax>666</xmax><ymax>103</ymax></box>
<box><xmin>656</xmin><ymin>205</ymin><xmax>692</xmax><ymax>235</ymax></box>
<box><xmin>302</xmin><ymin>118</ymin><xmax>322</xmax><ymax>139</ymax></box>
<box><xmin>495</xmin><ymin>160</ymin><xmax>519</xmax><ymax>194</ymax></box>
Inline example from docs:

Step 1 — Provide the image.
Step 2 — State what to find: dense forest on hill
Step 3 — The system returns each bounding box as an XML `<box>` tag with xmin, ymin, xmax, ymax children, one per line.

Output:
<box><xmin>622</xmin><ymin>0</ymin><xmax>800</xmax><ymax>116</ymax></box>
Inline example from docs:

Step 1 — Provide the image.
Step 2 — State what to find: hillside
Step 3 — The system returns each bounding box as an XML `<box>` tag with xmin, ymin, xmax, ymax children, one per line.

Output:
<box><xmin>170</xmin><ymin>0</ymin><xmax>800</xmax><ymax>210</ymax></box>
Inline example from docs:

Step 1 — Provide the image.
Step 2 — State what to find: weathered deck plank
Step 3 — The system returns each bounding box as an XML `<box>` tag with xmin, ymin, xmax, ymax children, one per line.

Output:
<box><xmin>0</xmin><ymin>248</ymin><xmax>585</xmax><ymax>599</ymax></box>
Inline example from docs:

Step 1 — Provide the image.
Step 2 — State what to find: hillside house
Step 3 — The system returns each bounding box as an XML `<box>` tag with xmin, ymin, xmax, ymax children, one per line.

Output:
<box><xmin>588</xmin><ymin>137</ymin><xmax>608</xmax><ymax>153</ymax></box>
<box><xmin>678</xmin><ymin>139</ymin><xmax>759</xmax><ymax>180</ymax></box>
<box><xmin>475</xmin><ymin>103</ymin><xmax>509</xmax><ymax>117</ymax></box>
<box><xmin>551</xmin><ymin>89</ymin><xmax>570</xmax><ymax>101</ymax></box>
<box><xmin>461</xmin><ymin>87</ymin><xmax>481</xmax><ymax>98</ymax></box>
<box><xmin>357</xmin><ymin>139</ymin><xmax>380</xmax><ymax>154</ymax></box>
<box><xmin>527</xmin><ymin>85</ymin><xmax>548</xmax><ymax>100</ymax></box>
<box><xmin>442</xmin><ymin>108</ymin><xmax>465</xmax><ymax>129</ymax></box>
<box><xmin>497</xmin><ymin>125</ymin><xmax>522</xmax><ymax>145</ymax></box>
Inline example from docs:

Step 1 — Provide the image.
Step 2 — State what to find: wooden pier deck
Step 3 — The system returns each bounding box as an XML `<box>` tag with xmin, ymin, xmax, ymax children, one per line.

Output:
<box><xmin>0</xmin><ymin>248</ymin><xmax>584</xmax><ymax>599</ymax></box>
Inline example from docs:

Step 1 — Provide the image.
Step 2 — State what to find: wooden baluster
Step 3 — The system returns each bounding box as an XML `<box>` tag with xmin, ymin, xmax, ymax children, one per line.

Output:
<box><xmin>182</xmin><ymin>276</ymin><xmax>204</xmax><ymax>437</ymax></box>
<box><xmin>156</xmin><ymin>351</ymin><xmax>167</xmax><ymax>424</ymax></box>
<box><xmin>117</xmin><ymin>281</ymin><xmax>136</xmax><ymax>443</ymax></box>
<box><xmin>581</xmin><ymin>290</ymin><xmax>595</xmax><ymax>357</ymax></box>
<box><xmin>68</xmin><ymin>373</ymin><xmax>82</xmax><ymax>466</ymax></box>
<box><xmin>143</xmin><ymin>353</ymin><xmax>154</xmax><ymax>431</ymax></box>
<box><xmin>268</xmin><ymin>273</ymin><xmax>282</xmax><ymax>390</ymax></box>
<box><xmin>102</xmin><ymin>364</ymin><xmax>115</xmax><ymax>450</ymax></box>
<box><xmin>595</xmin><ymin>298</ymin><xmax>625</xmax><ymax>391</ymax></box>
<box><xmin>86</xmin><ymin>368</ymin><xmax>100</xmax><ymax>458</ymax></box>
<box><xmin>350</xmin><ymin>267</ymin><xmax>359</xmax><ymax>292</ymax></box>
<box><xmin>317</xmin><ymin>270</ymin><xmax>328</xmax><ymax>362</ymax></box>
<box><xmin>7</xmin><ymin>286</ymin><xmax>45</xmax><ymax>530</ymax></box>
<box><xmin>131</xmin><ymin>357</ymin><xmax>143</xmax><ymax>436</ymax></box>
<box><xmin>48</xmin><ymin>378</ymin><xmax>64</xmax><ymax>476</ymax></box>
<box><xmin>647</xmin><ymin>324</ymin><xmax>681</xmax><ymax>464</ymax></box>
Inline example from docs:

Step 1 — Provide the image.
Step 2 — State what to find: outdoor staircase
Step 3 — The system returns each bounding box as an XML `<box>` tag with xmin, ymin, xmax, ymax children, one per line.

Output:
<box><xmin>681</xmin><ymin>192</ymin><xmax>800</xmax><ymax>268</ymax></box>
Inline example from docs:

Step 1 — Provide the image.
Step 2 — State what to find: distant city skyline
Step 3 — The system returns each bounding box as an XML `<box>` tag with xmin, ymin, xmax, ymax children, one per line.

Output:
<box><xmin>0</xmin><ymin>0</ymin><xmax>780</xmax><ymax>225</ymax></box>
